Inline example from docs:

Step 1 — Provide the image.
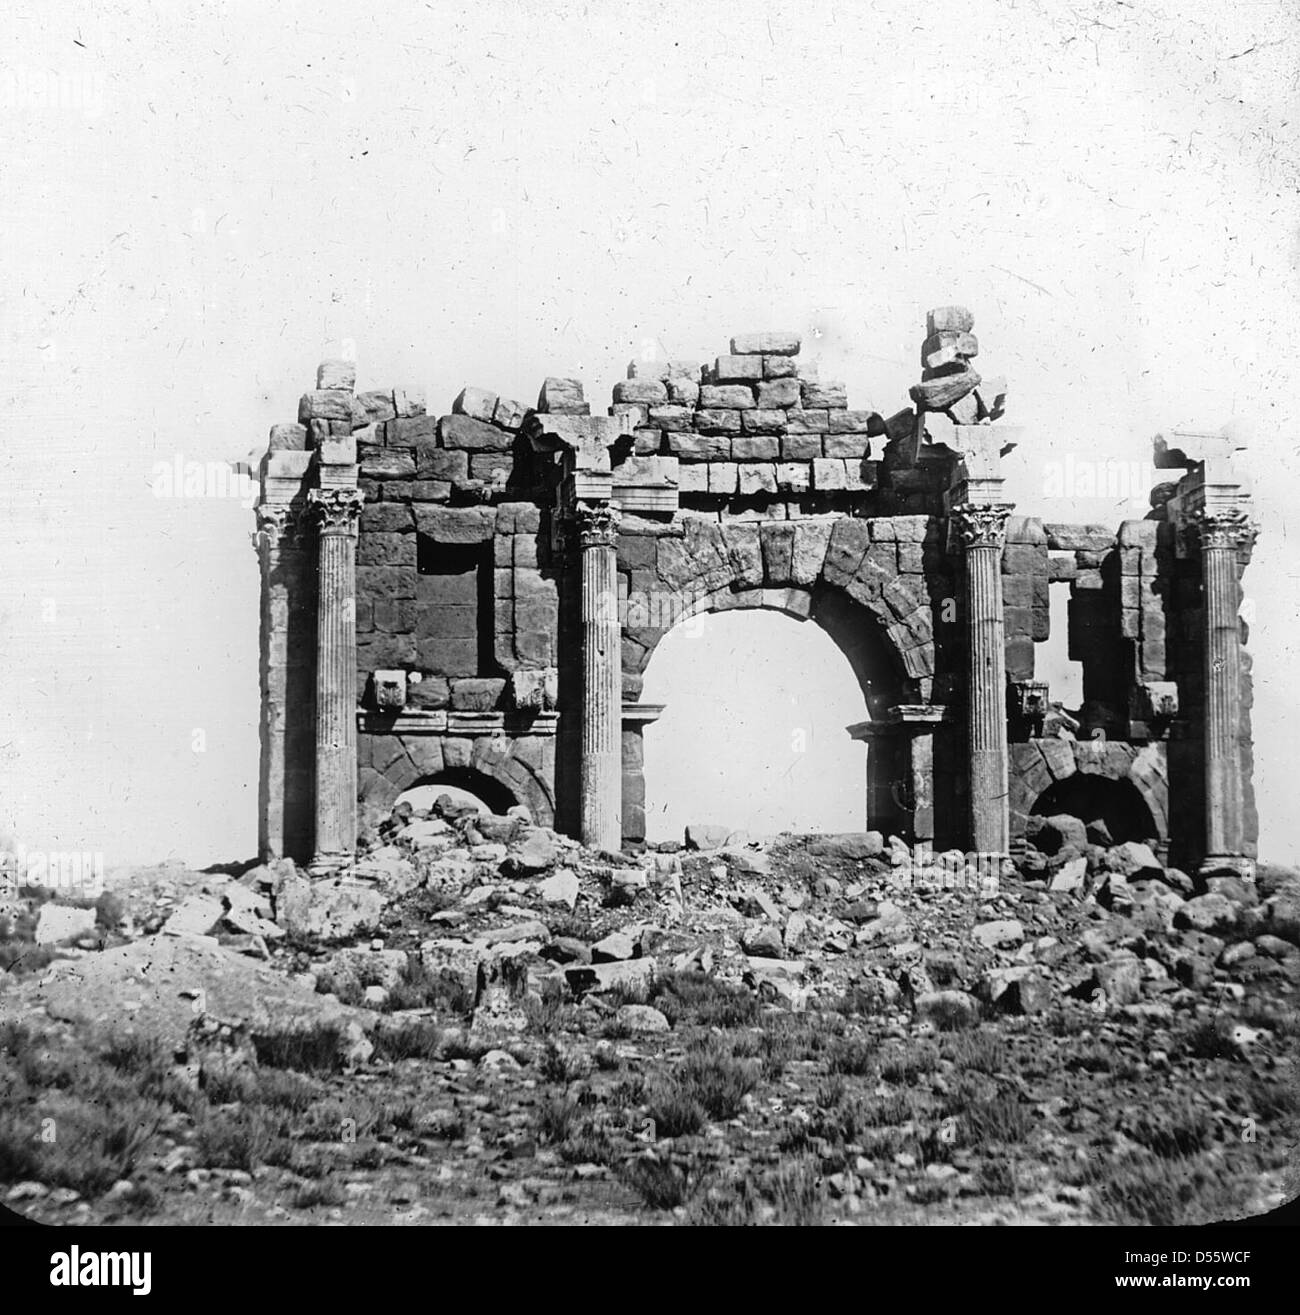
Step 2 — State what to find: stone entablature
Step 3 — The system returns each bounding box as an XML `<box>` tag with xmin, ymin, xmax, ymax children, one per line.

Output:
<box><xmin>256</xmin><ymin>309</ymin><xmax>1258</xmax><ymax>879</ymax></box>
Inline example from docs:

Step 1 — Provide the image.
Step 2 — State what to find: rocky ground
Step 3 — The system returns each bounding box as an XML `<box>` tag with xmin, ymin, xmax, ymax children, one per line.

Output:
<box><xmin>1</xmin><ymin>804</ymin><xmax>1297</xmax><ymax>1227</ymax></box>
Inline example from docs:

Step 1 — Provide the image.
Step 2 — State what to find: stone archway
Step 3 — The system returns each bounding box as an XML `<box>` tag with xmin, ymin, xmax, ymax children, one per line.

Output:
<box><xmin>616</xmin><ymin>521</ymin><xmax>943</xmax><ymax>845</ymax></box>
<box><xmin>1009</xmin><ymin>738</ymin><xmax>1169</xmax><ymax>849</ymax></box>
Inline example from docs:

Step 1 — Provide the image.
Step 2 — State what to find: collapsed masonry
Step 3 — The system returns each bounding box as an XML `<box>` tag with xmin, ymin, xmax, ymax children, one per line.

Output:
<box><xmin>255</xmin><ymin>308</ymin><xmax>1259</xmax><ymax>880</ymax></box>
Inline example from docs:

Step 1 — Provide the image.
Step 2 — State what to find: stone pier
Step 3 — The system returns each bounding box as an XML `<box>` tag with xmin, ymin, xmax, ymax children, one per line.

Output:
<box><xmin>953</xmin><ymin>502</ymin><xmax>1014</xmax><ymax>857</ymax></box>
<box><xmin>577</xmin><ymin>504</ymin><xmax>622</xmax><ymax>852</ymax></box>
<box><xmin>308</xmin><ymin>486</ymin><xmax>364</xmax><ymax>870</ymax></box>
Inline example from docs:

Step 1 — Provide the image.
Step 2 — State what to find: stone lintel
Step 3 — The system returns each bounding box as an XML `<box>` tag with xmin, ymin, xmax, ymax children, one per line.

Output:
<box><xmin>357</xmin><ymin>710</ymin><xmax>560</xmax><ymax>737</ymax></box>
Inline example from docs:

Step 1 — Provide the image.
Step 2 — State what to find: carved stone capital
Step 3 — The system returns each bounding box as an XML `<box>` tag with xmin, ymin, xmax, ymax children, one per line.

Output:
<box><xmin>253</xmin><ymin>501</ymin><xmax>308</xmax><ymax>551</ymax></box>
<box><xmin>950</xmin><ymin>502</ymin><xmax>1013</xmax><ymax>550</ymax></box>
<box><xmin>308</xmin><ymin>486</ymin><xmax>365</xmax><ymax>534</ymax></box>
<box><xmin>572</xmin><ymin>503</ymin><xmax>621</xmax><ymax>551</ymax></box>
<box><xmin>1191</xmin><ymin>505</ymin><xmax>1258</xmax><ymax>554</ymax></box>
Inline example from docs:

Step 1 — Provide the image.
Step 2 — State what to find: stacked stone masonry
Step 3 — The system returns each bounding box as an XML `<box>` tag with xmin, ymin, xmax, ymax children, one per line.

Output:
<box><xmin>257</xmin><ymin>315</ymin><xmax>1259</xmax><ymax>881</ymax></box>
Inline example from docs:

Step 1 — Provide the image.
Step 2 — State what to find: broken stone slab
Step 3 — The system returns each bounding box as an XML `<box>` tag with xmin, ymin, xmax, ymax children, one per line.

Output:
<box><xmin>504</xmin><ymin>828</ymin><xmax>562</xmax><ymax>875</ymax></box>
<box><xmin>591</xmin><ymin>932</ymin><xmax>636</xmax><ymax>963</ymax></box>
<box><xmin>1048</xmin><ymin>857</ymin><xmax>1088</xmax><ymax>893</ymax></box>
<box><xmin>564</xmin><ymin>957</ymin><xmax>657</xmax><ymax>995</ymax></box>
<box><xmin>807</xmin><ymin>831</ymin><xmax>885</xmax><ymax>861</ymax></box>
<box><xmin>536</xmin><ymin>868</ymin><xmax>579</xmax><ymax>910</ymax></box>
<box><xmin>1111</xmin><ymin>841</ymin><xmax>1163</xmax><ymax>879</ymax></box>
<box><xmin>33</xmin><ymin>904</ymin><xmax>98</xmax><ymax>946</ymax></box>
<box><xmin>971</xmin><ymin>919</ymin><xmax>1025</xmax><ymax>949</ymax></box>
<box><xmin>1094</xmin><ymin>956</ymin><xmax>1144</xmax><ymax>1005</ymax></box>
<box><xmin>925</xmin><ymin>306</ymin><xmax>975</xmax><ymax>336</ymax></box>
<box><xmin>350</xmin><ymin>849</ymin><xmax>420</xmax><ymax>899</ymax></box>
<box><xmin>28</xmin><ymin>933</ymin><xmax>377</xmax><ymax>1051</ymax></box>
<box><xmin>276</xmin><ymin>877</ymin><xmax>384</xmax><ymax>942</ymax></box>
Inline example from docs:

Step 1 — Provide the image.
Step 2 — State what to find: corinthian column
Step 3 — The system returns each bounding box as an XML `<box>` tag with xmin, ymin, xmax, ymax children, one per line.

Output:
<box><xmin>952</xmin><ymin>502</ymin><xmax>1014</xmax><ymax>857</ymax></box>
<box><xmin>576</xmin><ymin>503</ymin><xmax>622</xmax><ymax>852</ymax></box>
<box><xmin>308</xmin><ymin>486</ymin><xmax>364</xmax><ymax>871</ymax></box>
<box><xmin>1193</xmin><ymin>506</ymin><xmax>1258</xmax><ymax>875</ymax></box>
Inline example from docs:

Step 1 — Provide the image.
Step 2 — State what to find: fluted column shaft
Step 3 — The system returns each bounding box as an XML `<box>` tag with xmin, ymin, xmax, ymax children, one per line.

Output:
<box><xmin>309</xmin><ymin>487</ymin><xmax>364</xmax><ymax>869</ymax></box>
<box><xmin>954</xmin><ymin>503</ymin><xmax>1013</xmax><ymax>856</ymax></box>
<box><xmin>1195</xmin><ymin>507</ymin><xmax>1257</xmax><ymax>871</ymax></box>
<box><xmin>577</xmin><ymin>505</ymin><xmax>621</xmax><ymax>852</ymax></box>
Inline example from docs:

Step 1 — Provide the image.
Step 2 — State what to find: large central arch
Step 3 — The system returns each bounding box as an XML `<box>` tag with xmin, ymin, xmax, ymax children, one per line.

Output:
<box><xmin>614</xmin><ymin>514</ymin><xmax>944</xmax><ymax>845</ymax></box>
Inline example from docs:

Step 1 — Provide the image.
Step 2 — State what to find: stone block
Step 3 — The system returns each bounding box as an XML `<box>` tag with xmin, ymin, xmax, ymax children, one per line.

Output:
<box><xmin>405</xmin><ymin>480</ymin><xmax>452</xmax><ymax>502</ymax></box>
<box><xmin>318</xmin><ymin>432</ymin><xmax>357</xmax><ymax>466</ymax></box>
<box><xmin>469</xmin><ymin>452</ymin><xmax>511</xmax><ymax>482</ymax></box>
<box><xmin>298</xmin><ymin>390</ymin><xmax>353</xmax><ymax>423</ymax></box>
<box><xmin>439</xmin><ymin>414</ymin><xmax>514</xmax><ymax>452</ymax></box>
<box><xmin>450</xmin><ymin>678</ymin><xmax>505</xmax><ymax>711</ymax></box>
<box><xmin>374</xmin><ymin>599</ymin><xmax>418</xmax><ymax>633</ymax></box>
<box><xmin>775</xmin><ymin>462</ymin><xmax>810</xmax><ymax>493</ymax></box>
<box><xmin>360</xmin><ymin>449</ymin><xmax>415</xmax><ymax>480</ymax></box>
<box><xmin>406</xmin><ymin>676</ymin><xmax>450</xmax><ymax>710</ymax></box>
<box><xmin>823</xmin><ymin>433</ymin><xmax>871</xmax><ymax>459</ymax></box>
<box><xmin>357</xmin><ymin>566</ymin><xmax>417</xmax><ymax>599</ymax></box>
<box><xmin>387</xmin><ymin>415</ymin><xmax>436</xmax><ymax>447</ymax></box>
<box><xmin>714</xmin><ymin>354</ymin><xmax>764</xmax><ymax>381</ymax></box>
<box><xmin>358</xmin><ymin>633</ymin><xmax>418</xmax><ymax>667</ymax></box>
<box><xmin>493</xmin><ymin>396</ymin><xmax>528</xmax><ymax>430</ymax></box>
<box><xmin>731</xmin><ymin>332</ymin><xmax>800</xmax><ymax>355</ymax></box>
<box><xmin>688</xmin><ymin>413</ymin><xmax>742</xmax><ymax>438</ymax></box>
<box><xmin>677</xmin><ymin>464</ymin><xmax>708</xmax><ymax>493</ymax></box>
<box><xmin>738</xmin><ymin>463</ymin><xmax>777</xmax><ymax>495</ymax></box>
<box><xmin>357</xmin><ymin>390</ymin><xmax>397</xmax><ymax>423</ymax></box>
<box><xmin>709</xmin><ymin>462</ymin><xmax>739</xmax><ymax>494</ymax></box>
<box><xmin>812</xmin><ymin>457</ymin><xmax>847</xmax><ymax>490</ymax></box>
<box><xmin>416</xmin><ymin>445</ymin><xmax>469</xmax><ymax>482</ymax></box>
<box><xmin>829</xmin><ymin>410</ymin><xmax>876</xmax><ymax>434</ymax></box>
<box><xmin>358</xmin><ymin>532</ymin><xmax>416</xmax><ymax>568</ymax></box>
<box><xmin>761</xmin><ymin>521</ymin><xmax>796</xmax><ymax>583</ymax></box>
<box><xmin>417</xmin><ymin>636</ymin><xmax>478</xmax><ymax>677</ymax></box>
<box><xmin>538</xmin><ymin>377</ymin><xmax>587</xmax><ymax>414</ymax></box>
<box><xmin>414</xmin><ymin>506</ymin><xmax>495</xmax><ymax>543</ymax></box>
<box><xmin>648</xmin><ymin>405</ymin><xmax>694</xmax><ymax>431</ymax></box>
<box><xmin>699</xmin><ymin>384</ymin><xmax>755</xmax><ymax>410</ymax></box>
<box><xmin>614</xmin><ymin>379</ymin><xmax>669</xmax><ymax>405</ymax></box>
<box><xmin>454</xmin><ymin>385</ymin><xmax>499</xmax><ymax>423</ymax></box>
<box><xmin>362</xmin><ymin>503</ymin><xmax>414</xmax><ymax>533</ymax></box>
<box><xmin>802</xmin><ymin>380</ymin><xmax>847</xmax><ymax>408</ymax></box>
<box><xmin>763</xmin><ymin>355</ymin><xmax>798</xmax><ymax>379</ymax></box>
<box><xmin>741</xmin><ymin>408</ymin><xmax>787</xmax><ymax>433</ymax></box>
<box><xmin>732</xmin><ymin>434</ymin><xmax>780</xmax><ymax>461</ymax></box>
<box><xmin>757</xmin><ymin>378</ymin><xmax>801</xmax><ymax>408</ymax></box>
<box><xmin>393</xmin><ymin>387</ymin><xmax>426</xmax><ymax>418</ymax></box>
<box><xmin>781</xmin><ymin>433</ymin><xmax>823</xmax><ymax>460</ymax></box>
<box><xmin>667</xmin><ymin>378</ymin><xmax>699</xmax><ymax>406</ymax></box>
<box><xmin>269</xmin><ymin>422</ymin><xmax>308</xmax><ymax>451</ymax></box>
<box><xmin>926</xmin><ymin>306</ymin><xmax>974</xmax><ymax>335</ymax></box>
<box><xmin>790</xmin><ymin>518</ymin><xmax>833</xmax><ymax>584</ymax></box>
<box><xmin>721</xmin><ymin>522</ymin><xmax>763</xmax><ymax>587</ymax></box>
<box><xmin>785</xmin><ymin>409</ymin><xmax>830</xmax><ymax>433</ymax></box>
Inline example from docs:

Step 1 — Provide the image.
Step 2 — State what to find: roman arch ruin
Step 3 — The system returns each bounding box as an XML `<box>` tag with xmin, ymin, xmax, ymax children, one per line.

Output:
<box><xmin>254</xmin><ymin>309</ymin><xmax>1259</xmax><ymax>878</ymax></box>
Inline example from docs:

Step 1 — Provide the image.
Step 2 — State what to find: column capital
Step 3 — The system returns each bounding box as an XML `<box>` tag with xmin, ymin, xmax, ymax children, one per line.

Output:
<box><xmin>308</xmin><ymin>486</ymin><xmax>365</xmax><ymax>533</ymax></box>
<box><xmin>1190</xmin><ymin>504</ymin><xmax>1259</xmax><ymax>553</ymax></box>
<box><xmin>572</xmin><ymin>502</ymin><xmax>621</xmax><ymax>550</ymax></box>
<box><xmin>950</xmin><ymin>501</ymin><xmax>1014</xmax><ymax>549</ymax></box>
<box><xmin>253</xmin><ymin>501</ymin><xmax>309</xmax><ymax>550</ymax></box>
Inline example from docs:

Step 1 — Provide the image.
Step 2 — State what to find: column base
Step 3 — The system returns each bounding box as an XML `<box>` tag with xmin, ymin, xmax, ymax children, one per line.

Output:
<box><xmin>1199</xmin><ymin>854</ymin><xmax>1256</xmax><ymax>881</ymax></box>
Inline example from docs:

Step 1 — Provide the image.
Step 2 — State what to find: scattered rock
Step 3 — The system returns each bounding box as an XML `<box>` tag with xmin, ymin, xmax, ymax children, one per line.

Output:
<box><xmin>741</xmin><ymin>925</ymin><xmax>784</xmax><ymax>958</ymax></box>
<box><xmin>507</xmin><ymin>829</ymin><xmax>562</xmax><ymax>875</ymax></box>
<box><xmin>615</xmin><ymin>1004</ymin><xmax>670</xmax><ymax>1034</ymax></box>
<box><xmin>34</xmin><ymin>904</ymin><xmax>98</xmax><ymax>946</ymax></box>
<box><xmin>162</xmin><ymin>894</ymin><xmax>225</xmax><ymax>937</ymax></box>
<box><xmin>564</xmin><ymin>958</ymin><xmax>657</xmax><ymax>995</ymax></box>
<box><xmin>685</xmin><ymin>823</ymin><xmax>730</xmax><ymax>851</ymax></box>
<box><xmin>972</xmin><ymin>919</ymin><xmax>1025</xmax><ymax>949</ymax></box>
<box><xmin>276</xmin><ymin>877</ymin><xmax>384</xmax><ymax>941</ymax></box>
<box><xmin>537</xmin><ymin>868</ymin><xmax>580</xmax><ymax>910</ymax></box>
<box><xmin>591</xmin><ymin>932</ymin><xmax>635</xmax><ymax>963</ymax></box>
<box><xmin>1174</xmin><ymin>893</ymin><xmax>1239</xmax><ymax>937</ymax></box>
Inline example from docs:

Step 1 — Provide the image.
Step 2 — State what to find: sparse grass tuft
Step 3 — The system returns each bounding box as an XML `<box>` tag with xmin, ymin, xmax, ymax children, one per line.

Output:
<box><xmin>650</xmin><ymin>971</ymin><xmax>760</xmax><ymax>1029</ymax></box>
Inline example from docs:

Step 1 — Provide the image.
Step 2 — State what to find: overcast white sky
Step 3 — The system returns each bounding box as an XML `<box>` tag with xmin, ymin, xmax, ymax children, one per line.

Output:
<box><xmin>1</xmin><ymin>1</ymin><xmax>1298</xmax><ymax>866</ymax></box>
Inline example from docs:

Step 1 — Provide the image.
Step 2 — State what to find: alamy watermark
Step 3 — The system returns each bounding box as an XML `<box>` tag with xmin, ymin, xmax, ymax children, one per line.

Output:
<box><xmin>0</xmin><ymin>845</ymin><xmax>104</xmax><ymax>899</ymax></box>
